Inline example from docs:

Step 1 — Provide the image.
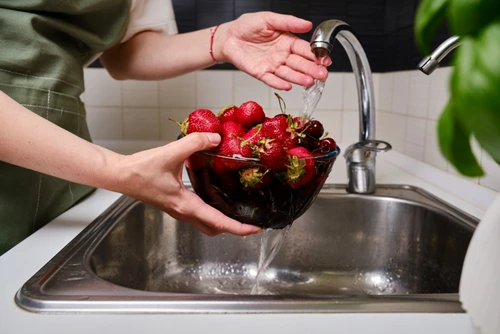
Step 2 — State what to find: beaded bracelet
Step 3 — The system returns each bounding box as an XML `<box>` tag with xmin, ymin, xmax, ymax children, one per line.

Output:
<box><xmin>209</xmin><ymin>24</ymin><xmax>222</xmax><ymax>64</ymax></box>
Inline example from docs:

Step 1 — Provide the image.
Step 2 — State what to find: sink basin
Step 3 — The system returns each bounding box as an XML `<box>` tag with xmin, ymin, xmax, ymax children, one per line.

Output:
<box><xmin>16</xmin><ymin>184</ymin><xmax>477</xmax><ymax>314</ymax></box>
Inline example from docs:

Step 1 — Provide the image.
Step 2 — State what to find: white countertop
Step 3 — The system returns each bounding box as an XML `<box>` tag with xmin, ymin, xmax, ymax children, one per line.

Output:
<box><xmin>1</xmin><ymin>145</ymin><xmax>496</xmax><ymax>334</ymax></box>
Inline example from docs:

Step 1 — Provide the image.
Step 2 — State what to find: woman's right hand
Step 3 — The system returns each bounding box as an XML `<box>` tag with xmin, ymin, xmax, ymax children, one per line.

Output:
<box><xmin>110</xmin><ymin>132</ymin><xmax>262</xmax><ymax>237</ymax></box>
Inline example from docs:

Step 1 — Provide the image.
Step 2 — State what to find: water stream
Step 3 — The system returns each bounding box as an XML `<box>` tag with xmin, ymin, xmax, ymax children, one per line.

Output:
<box><xmin>251</xmin><ymin>225</ymin><xmax>292</xmax><ymax>294</ymax></box>
<box><xmin>299</xmin><ymin>79</ymin><xmax>325</xmax><ymax>121</ymax></box>
<box><xmin>250</xmin><ymin>64</ymin><xmax>327</xmax><ymax>295</ymax></box>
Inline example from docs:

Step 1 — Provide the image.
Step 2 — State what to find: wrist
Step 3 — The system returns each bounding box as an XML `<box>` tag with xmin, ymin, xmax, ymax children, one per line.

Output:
<box><xmin>211</xmin><ymin>22</ymin><xmax>230</xmax><ymax>64</ymax></box>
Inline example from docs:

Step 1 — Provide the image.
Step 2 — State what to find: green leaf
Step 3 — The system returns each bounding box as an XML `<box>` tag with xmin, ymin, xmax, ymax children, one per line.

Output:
<box><xmin>451</xmin><ymin>22</ymin><xmax>500</xmax><ymax>164</ymax></box>
<box><xmin>448</xmin><ymin>0</ymin><xmax>500</xmax><ymax>36</ymax></box>
<box><xmin>414</xmin><ymin>0</ymin><xmax>450</xmax><ymax>55</ymax></box>
<box><xmin>438</xmin><ymin>100</ymin><xmax>484</xmax><ymax>176</ymax></box>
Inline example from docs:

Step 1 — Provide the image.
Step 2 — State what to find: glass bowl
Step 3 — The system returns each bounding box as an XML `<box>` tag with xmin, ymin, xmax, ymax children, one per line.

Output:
<box><xmin>185</xmin><ymin>147</ymin><xmax>341</xmax><ymax>229</ymax></box>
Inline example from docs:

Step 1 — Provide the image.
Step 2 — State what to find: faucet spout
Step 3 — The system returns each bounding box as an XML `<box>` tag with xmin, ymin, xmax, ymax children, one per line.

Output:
<box><xmin>310</xmin><ymin>20</ymin><xmax>391</xmax><ymax>194</ymax></box>
<box><xmin>310</xmin><ymin>20</ymin><xmax>374</xmax><ymax>142</ymax></box>
<box><xmin>418</xmin><ymin>36</ymin><xmax>461</xmax><ymax>75</ymax></box>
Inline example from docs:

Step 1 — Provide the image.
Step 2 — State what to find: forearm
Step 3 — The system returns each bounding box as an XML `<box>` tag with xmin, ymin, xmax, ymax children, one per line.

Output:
<box><xmin>100</xmin><ymin>23</ymin><xmax>230</xmax><ymax>80</ymax></box>
<box><xmin>0</xmin><ymin>90</ymin><xmax>123</xmax><ymax>190</ymax></box>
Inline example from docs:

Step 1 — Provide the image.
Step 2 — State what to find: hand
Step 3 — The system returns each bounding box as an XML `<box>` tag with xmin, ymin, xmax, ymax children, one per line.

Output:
<box><xmin>114</xmin><ymin>132</ymin><xmax>262</xmax><ymax>236</ymax></box>
<box><xmin>216</xmin><ymin>12</ymin><xmax>332</xmax><ymax>90</ymax></box>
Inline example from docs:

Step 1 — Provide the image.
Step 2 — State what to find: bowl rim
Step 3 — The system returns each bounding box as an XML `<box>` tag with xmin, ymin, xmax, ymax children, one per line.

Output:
<box><xmin>196</xmin><ymin>145</ymin><xmax>341</xmax><ymax>162</ymax></box>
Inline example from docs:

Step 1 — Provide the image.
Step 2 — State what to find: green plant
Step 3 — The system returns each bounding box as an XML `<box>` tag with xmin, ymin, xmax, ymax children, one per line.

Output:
<box><xmin>415</xmin><ymin>0</ymin><xmax>500</xmax><ymax>176</ymax></box>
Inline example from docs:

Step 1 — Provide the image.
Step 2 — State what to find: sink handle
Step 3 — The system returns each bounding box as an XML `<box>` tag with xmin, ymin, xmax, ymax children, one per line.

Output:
<box><xmin>344</xmin><ymin>140</ymin><xmax>392</xmax><ymax>162</ymax></box>
<box><xmin>344</xmin><ymin>140</ymin><xmax>392</xmax><ymax>194</ymax></box>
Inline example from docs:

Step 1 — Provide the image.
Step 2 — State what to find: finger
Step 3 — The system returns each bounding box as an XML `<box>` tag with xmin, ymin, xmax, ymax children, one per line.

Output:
<box><xmin>290</xmin><ymin>38</ymin><xmax>318</xmax><ymax>62</ymax></box>
<box><xmin>263</xmin><ymin>12</ymin><xmax>312</xmax><ymax>34</ymax></box>
<box><xmin>169</xmin><ymin>132</ymin><xmax>221</xmax><ymax>161</ymax></box>
<box><xmin>290</xmin><ymin>38</ymin><xmax>333</xmax><ymax>68</ymax></box>
<box><xmin>184</xmin><ymin>219</ymin><xmax>222</xmax><ymax>237</ymax></box>
<box><xmin>275</xmin><ymin>65</ymin><xmax>315</xmax><ymax>87</ymax></box>
<box><xmin>259</xmin><ymin>72</ymin><xmax>293</xmax><ymax>91</ymax></box>
<box><xmin>285</xmin><ymin>54</ymin><xmax>329</xmax><ymax>81</ymax></box>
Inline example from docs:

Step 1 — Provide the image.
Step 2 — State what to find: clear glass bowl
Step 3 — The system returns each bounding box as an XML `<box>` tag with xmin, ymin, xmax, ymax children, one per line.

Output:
<box><xmin>185</xmin><ymin>147</ymin><xmax>340</xmax><ymax>229</ymax></box>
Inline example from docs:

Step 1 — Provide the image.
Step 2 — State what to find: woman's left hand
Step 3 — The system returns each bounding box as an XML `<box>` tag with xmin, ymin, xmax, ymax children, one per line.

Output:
<box><xmin>214</xmin><ymin>12</ymin><xmax>331</xmax><ymax>90</ymax></box>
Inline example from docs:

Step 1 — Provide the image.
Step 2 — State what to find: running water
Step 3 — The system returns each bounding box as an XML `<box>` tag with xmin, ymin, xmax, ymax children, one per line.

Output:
<box><xmin>250</xmin><ymin>62</ymin><xmax>327</xmax><ymax>295</ymax></box>
<box><xmin>300</xmin><ymin>79</ymin><xmax>325</xmax><ymax>121</ymax></box>
<box><xmin>299</xmin><ymin>61</ymin><xmax>328</xmax><ymax>121</ymax></box>
<box><xmin>251</xmin><ymin>225</ymin><xmax>292</xmax><ymax>294</ymax></box>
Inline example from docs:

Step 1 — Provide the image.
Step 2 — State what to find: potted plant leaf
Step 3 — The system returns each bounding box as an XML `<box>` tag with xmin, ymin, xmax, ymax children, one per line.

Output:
<box><xmin>415</xmin><ymin>1</ymin><xmax>500</xmax><ymax>333</ymax></box>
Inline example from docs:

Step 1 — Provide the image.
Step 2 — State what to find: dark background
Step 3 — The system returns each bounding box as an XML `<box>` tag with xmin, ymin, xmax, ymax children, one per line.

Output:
<box><xmin>90</xmin><ymin>0</ymin><xmax>451</xmax><ymax>72</ymax></box>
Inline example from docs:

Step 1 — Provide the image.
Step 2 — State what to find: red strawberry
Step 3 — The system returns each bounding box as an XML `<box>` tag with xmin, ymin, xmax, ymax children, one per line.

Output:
<box><xmin>281</xmin><ymin>136</ymin><xmax>299</xmax><ymax>151</ymax></box>
<box><xmin>220</xmin><ymin>121</ymin><xmax>245</xmax><ymax>139</ymax></box>
<box><xmin>237</xmin><ymin>101</ymin><xmax>265</xmax><ymax>128</ymax></box>
<box><xmin>218</xmin><ymin>105</ymin><xmax>239</xmax><ymax>123</ymax></box>
<box><xmin>173</xmin><ymin>109</ymin><xmax>221</xmax><ymax>135</ymax></box>
<box><xmin>285</xmin><ymin>147</ymin><xmax>316</xmax><ymax>189</ymax></box>
<box><xmin>239</xmin><ymin>167</ymin><xmax>271</xmax><ymax>190</ymax></box>
<box><xmin>293</xmin><ymin>116</ymin><xmax>307</xmax><ymax>131</ymax></box>
<box><xmin>261</xmin><ymin>114</ymin><xmax>298</xmax><ymax>146</ymax></box>
<box><xmin>216</xmin><ymin>136</ymin><xmax>252</xmax><ymax>170</ymax></box>
<box><xmin>212</xmin><ymin>155</ymin><xmax>230</xmax><ymax>175</ymax></box>
<box><xmin>258</xmin><ymin>140</ymin><xmax>288</xmax><ymax>170</ymax></box>
<box><xmin>242</xmin><ymin>125</ymin><xmax>263</xmax><ymax>146</ymax></box>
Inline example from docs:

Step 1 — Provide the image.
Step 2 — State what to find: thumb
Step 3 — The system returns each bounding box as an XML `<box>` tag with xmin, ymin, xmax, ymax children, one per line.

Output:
<box><xmin>171</xmin><ymin>132</ymin><xmax>221</xmax><ymax>161</ymax></box>
<box><xmin>264</xmin><ymin>12</ymin><xmax>313</xmax><ymax>34</ymax></box>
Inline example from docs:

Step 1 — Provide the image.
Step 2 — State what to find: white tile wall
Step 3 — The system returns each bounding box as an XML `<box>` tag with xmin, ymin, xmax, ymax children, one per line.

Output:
<box><xmin>376</xmin><ymin>68</ymin><xmax>500</xmax><ymax>192</ymax></box>
<box><xmin>82</xmin><ymin>67</ymin><xmax>500</xmax><ymax>192</ymax></box>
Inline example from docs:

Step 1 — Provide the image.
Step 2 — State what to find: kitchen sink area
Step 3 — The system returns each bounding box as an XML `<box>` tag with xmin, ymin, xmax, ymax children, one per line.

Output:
<box><xmin>15</xmin><ymin>184</ymin><xmax>477</xmax><ymax>314</ymax></box>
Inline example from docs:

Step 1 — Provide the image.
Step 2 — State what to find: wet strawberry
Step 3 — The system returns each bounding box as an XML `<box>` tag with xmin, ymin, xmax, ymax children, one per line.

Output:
<box><xmin>173</xmin><ymin>109</ymin><xmax>222</xmax><ymax>135</ymax></box>
<box><xmin>261</xmin><ymin>114</ymin><xmax>298</xmax><ymax>147</ymax></box>
<box><xmin>212</xmin><ymin>155</ymin><xmax>230</xmax><ymax>174</ymax></box>
<box><xmin>216</xmin><ymin>136</ymin><xmax>252</xmax><ymax>170</ymax></box>
<box><xmin>237</xmin><ymin>101</ymin><xmax>265</xmax><ymax>128</ymax></box>
<box><xmin>239</xmin><ymin>167</ymin><xmax>271</xmax><ymax>190</ymax></box>
<box><xmin>258</xmin><ymin>140</ymin><xmax>288</xmax><ymax>170</ymax></box>
<box><xmin>218</xmin><ymin>105</ymin><xmax>239</xmax><ymax>123</ymax></box>
<box><xmin>261</xmin><ymin>115</ymin><xmax>289</xmax><ymax>139</ymax></box>
<box><xmin>293</xmin><ymin>116</ymin><xmax>307</xmax><ymax>132</ymax></box>
<box><xmin>285</xmin><ymin>147</ymin><xmax>316</xmax><ymax>189</ymax></box>
<box><xmin>220</xmin><ymin>121</ymin><xmax>245</xmax><ymax>139</ymax></box>
<box><xmin>242</xmin><ymin>124</ymin><xmax>263</xmax><ymax>147</ymax></box>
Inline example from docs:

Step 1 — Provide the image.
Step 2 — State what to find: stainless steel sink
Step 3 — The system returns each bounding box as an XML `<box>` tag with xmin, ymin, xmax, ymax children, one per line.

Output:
<box><xmin>16</xmin><ymin>184</ymin><xmax>477</xmax><ymax>314</ymax></box>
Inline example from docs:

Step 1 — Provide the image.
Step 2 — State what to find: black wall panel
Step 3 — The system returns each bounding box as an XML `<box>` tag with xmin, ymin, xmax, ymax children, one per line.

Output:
<box><xmin>89</xmin><ymin>0</ymin><xmax>452</xmax><ymax>72</ymax></box>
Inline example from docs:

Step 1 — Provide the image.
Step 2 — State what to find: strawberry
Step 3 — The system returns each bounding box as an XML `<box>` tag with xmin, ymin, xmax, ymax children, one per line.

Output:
<box><xmin>173</xmin><ymin>109</ymin><xmax>221</xmax><ymax>135</ymax></box>
<box><xmin>237</xmin><ymin>101</ymin><xmax>265</xmax><ymax>128</ymax></box>
<box><xmin>239</xmin><ymin>167</ymin><xmax>271</xmax><ymax>189</ymax></box>
<box><xmin>261</xmin><ymin>114</ymin><xmax>298</xmax><ymax>147</ymax></box>
<box><xmin>238</xmin><ymin>124</ymin><xmax>265</xmax><ymax>158</ymax></box>
<box><xmin>258</xmin><ymin>139</ymin><xmax>288</xmax><ymax>170</ymax></box>
<box><xmin>212</xmin><ymin>155</ymin><xmax>230</xmax><ymax>175</ymax></box>
<box><xmin>220</xmin><ymin>121</ymin><xmax>245</xmax><ymax>139</ymax></box>
<box><xmin>216</xmin><ymin>136</ymin><xmax>253</xmax><ymax>170</ymax></box>
<box><xmin>218</xmin><ymin>105</ymin><xmax>239</xmax><ymax>123</ymax></box>
<box><xmin>293</xmin><ymin>116</ymin><xmax>307</xmax><ymax>132</ymax></box>
<box><xmin>284</xmin><ymin>147</ymin><xmax>316</xmax><ymax>189</ymax></box>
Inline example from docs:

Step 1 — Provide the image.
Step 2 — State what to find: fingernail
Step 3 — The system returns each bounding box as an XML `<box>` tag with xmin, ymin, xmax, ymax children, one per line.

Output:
<box><xmin>253</xmin><ymin>228</ymin><xmax>263</xmax><ymax>235</ymax></box>
<box><xmin>206</xmin><ymin>132</ymin><xmax>221</xmax><ymax>145</ymax></box>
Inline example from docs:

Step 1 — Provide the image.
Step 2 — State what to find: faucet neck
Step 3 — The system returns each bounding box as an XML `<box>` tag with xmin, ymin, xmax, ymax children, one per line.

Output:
<box><xmin>310</xmin><ymin>20</ymin><xmax>392</xmax><ymax>194</ymax></box>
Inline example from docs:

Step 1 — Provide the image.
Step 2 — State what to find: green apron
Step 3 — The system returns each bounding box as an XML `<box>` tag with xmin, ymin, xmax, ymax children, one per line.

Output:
<box><xmin>0</xmin><ymin>0</ymin><xmax>131</xmax><ymax>256</ymax></box>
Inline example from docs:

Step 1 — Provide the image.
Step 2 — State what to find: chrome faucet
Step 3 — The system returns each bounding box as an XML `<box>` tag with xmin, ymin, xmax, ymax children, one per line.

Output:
<box><xmin>418</xmin><ymin>36</ymin><xmax>461</xmax><ymax>75</ymax></box>
<box><xmin>310</xmin><ymin>20</ymin><xmax>391</xmax><ymax>194</ymax></box>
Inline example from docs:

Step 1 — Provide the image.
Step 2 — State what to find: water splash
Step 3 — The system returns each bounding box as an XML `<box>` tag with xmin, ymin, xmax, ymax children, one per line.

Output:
<box><xmin>251</xmin><ymin>225</ymin><xmax>292</xmax><ymax>294</ymax></box>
